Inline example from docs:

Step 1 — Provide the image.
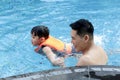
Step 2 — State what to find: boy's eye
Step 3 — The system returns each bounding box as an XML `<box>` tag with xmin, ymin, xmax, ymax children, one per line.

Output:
<box><xmin>32</xmin><ymin>36</ymin><xmax>35</xmax><ymax>38</ymax></box>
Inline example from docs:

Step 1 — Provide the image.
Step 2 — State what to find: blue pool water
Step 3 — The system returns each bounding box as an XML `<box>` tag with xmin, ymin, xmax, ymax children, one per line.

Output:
<box><xmin>0</xmin><ymin>0</ymin><xmax>120</xmax><ymax>78</ymax></box>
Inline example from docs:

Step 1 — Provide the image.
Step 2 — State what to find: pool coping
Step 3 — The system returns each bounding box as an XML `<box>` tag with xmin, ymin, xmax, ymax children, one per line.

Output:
<box><xmin>0</xmin><ymin>65</ymin><xmax>120</xmax><ymax>80</ymax></box>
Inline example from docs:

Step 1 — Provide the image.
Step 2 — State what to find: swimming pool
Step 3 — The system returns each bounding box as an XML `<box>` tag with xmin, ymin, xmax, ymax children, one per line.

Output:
<box><xmin>0</xmin><ymin>0</ymin><xmax>120</xmax><ymax>78</ymax></box>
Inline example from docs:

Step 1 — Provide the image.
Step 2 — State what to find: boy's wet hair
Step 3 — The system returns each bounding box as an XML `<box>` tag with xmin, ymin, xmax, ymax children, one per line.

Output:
<box><xmin>70</xmin><ymin>19</ymin><xmax>94</xmax><ymax>40</ymax></box>
<box><xmin>31</xmin><ymin>25</ymin><xmax>49</xmax><ymax>39</ymax></box>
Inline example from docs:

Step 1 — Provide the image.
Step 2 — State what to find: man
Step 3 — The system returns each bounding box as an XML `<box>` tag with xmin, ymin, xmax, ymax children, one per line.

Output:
<box><xmin>70</xmin><ymin>19</ymin><xmax>108</xmax><ymax>66</ymax></box>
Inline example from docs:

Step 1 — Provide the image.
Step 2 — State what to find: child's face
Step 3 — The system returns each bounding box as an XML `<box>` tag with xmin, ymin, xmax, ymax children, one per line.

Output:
<box><xmin>31</xmin><ymin>33</ymin><xmax>41</xmax><ymax>46</ymax></box>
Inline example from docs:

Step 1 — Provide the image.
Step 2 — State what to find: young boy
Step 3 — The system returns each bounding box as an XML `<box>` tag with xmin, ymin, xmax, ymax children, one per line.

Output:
<box><xmin>31</xmin><ymin>25</ymin><xmax>74</xmax><ymax>67</ymax></box>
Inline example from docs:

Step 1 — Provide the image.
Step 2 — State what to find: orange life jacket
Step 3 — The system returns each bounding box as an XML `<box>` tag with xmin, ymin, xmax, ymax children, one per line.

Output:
<box><xmin>35</xmin><ymin>36</ymin><xmax>72</xmax><ymax>54</ymax></box>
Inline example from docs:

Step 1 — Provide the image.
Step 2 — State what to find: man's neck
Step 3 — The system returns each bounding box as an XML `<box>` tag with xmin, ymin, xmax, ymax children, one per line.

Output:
<box><xmin>82</xmin><ymin>40</ymin><xmax>94</xmax><ymax>54</ymax></box>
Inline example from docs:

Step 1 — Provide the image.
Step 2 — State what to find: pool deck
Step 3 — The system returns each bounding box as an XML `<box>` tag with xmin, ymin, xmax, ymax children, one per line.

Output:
<box><xmin>0</xmin><ymin>65</ymin><xmax>120</xmax><ymax>80</ymax></box>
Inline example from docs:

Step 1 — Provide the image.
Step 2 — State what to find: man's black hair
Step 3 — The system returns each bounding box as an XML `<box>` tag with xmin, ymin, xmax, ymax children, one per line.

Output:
<box><xmin>70</xmin><ymin>19</ymin><xmax>94</xmax><ymax>39</ymax></box>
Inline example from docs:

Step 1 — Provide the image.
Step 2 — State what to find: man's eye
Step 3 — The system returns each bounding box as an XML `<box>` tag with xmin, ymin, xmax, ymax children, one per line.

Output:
<box><xmin>72</xmin><ymin>37</ymin><xmax>75</xmax><ymax>39</ymax></box>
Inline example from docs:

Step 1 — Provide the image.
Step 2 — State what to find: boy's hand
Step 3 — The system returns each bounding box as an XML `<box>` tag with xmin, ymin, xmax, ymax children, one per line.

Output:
<box><xmin>53</xmin><ymin>57</ymin><xmax>65</xmax><ymax>67</ymax></box>
<box><xmin>35</xmin><ymin>48</ymin><xmax>39</xmax><ymax>52</ymax></box>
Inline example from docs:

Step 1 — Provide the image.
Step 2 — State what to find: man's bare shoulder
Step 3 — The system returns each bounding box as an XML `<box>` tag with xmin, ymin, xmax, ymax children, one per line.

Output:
<box><xmin>76</xmin><ymin>55</ymin><xmax>92</xmax><ymax>66</ymax></box>
<box><xmin>81</xmin><ymin>55</ymin><xmax>91</xmax><ymax>62</ymax></box>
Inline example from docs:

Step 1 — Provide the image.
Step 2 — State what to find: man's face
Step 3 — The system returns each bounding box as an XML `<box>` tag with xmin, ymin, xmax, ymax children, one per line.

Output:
<box><xmin>71</xmin><ymin>30</ymin><xmax>85</xmax><ymax>52</ymax></box>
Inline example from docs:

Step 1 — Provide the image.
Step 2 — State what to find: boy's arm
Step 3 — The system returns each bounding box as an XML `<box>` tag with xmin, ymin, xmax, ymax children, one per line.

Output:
<box><xmin>42</xmin><ymin>46</ymin><xmax>57</xmax><ymax>63</ymax></box>
<box><xmin>42</xmin><ymin>46</ymin><xmax>64</xmax><ymax>66</ymax></box>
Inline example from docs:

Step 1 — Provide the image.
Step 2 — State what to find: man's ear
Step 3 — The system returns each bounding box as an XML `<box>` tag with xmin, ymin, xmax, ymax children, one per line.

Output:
<box><xmin>83</xmin><ymin>35</ymin><xmax>89</xmax><ymax>43</ymax></box>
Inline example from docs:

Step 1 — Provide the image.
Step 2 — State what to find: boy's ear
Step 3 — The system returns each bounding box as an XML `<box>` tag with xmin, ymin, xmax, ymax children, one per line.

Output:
<box><xmin>40</xmin><ymin>37</ymin><xmax>46</xmax><ymax>42</ymax></box>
